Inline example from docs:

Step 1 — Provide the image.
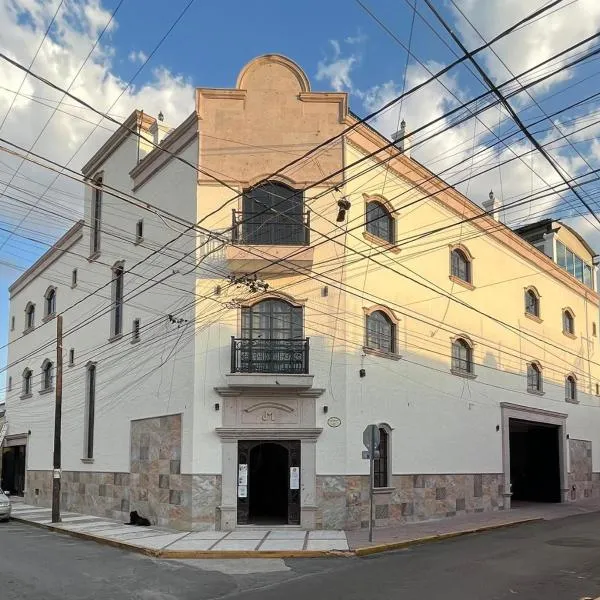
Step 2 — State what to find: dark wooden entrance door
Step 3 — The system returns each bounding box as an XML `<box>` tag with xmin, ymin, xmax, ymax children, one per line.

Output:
<box><xmin>1</xmin><ymin>445</ymin><xmax>26</xmax><ymax>496</ymax></box>
<box><xmin>237</xmin><ymin>440</ymin><xmax>301</xmax><ymax>525</ymax></box>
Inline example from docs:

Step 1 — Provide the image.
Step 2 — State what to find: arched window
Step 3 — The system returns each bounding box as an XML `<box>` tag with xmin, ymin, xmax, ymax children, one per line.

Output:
<box><xmin>365</xmin><ymin>201</ymin><xmax>394</xmax><ymax>243</ymax></box>
<box><xmin>24</xmin><ymin>302</ymin><xmax>35</xmax><ymax>331</ymax></box>
<box><xmin>451</xmin><ymin>248</ymin><xmax>472</xmax><ymax>283</ymax></box>
<box><xmin>240</xmin><ymin>181</ymin><xmax>306</xmax><ymax>245</ymax></box>
<box><xmin>239</xmin><ymin>299</ymin><xmax>305</xmax><ymax>373</ymax></box>
<box><xmin>44</xmin><ymin>286</ymin><xmax>56</xmax><ymax>317</ymax></box>
<box><xmin>22</xmin><ymin>368</ymin><xmax>32</xmax><ymax>396</ymax></box>
<box><xmin>565</xmin><ymin>374</ymin><xmax>577</xmax><ymax>402</ymax></box>
<box><xmin>374</xmin><ymin>426</ymin><xmax>390</xmax><ymax>488</ymax></box>
<box><xmin>527</xmin><ymin>362</ymin><xmax>543</xmax><ymax>393</ymax></box>
<box><xmin>84</xmin><ymin>363</ymin><xmax>96</xmax><ymax>459</ymax></box>
<box><xmin>91</xmin><ymin>174</ymin><xmax>102</xmax><ymax>255</ymax></box>
<box><xmin>41</xmin><ymin>359</ymin><xmax>54</xmax><ymax>391</ymax></box>
<box><xmin>451</xmin><ymin>337</ymin><xmax>473</xmax><ymax>375</ymax></box>
<box><xmin>366</xmin><ymin>310</ymin><xmax>395</xmax><ymax>353</ymax></box>
<box><xmin>563</xmin><ymin>309</ymin><xmax>575</xmax><ymax>335</ymax></box>
<box><xmin>524</xmin><ymin>288</ymin><xmax>540</xmax><ymax>318</ymax></box>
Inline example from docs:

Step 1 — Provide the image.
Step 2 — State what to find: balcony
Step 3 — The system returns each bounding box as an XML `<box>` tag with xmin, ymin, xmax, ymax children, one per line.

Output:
<box><xmin>225</xmin><ymin>210</ymin><xmax>314</xmax><ymax>274</ymax></box>
<box><xmin>226</xmin><ymin>337</ymin><xmax>313</xmax><ymax>389</ymax></box>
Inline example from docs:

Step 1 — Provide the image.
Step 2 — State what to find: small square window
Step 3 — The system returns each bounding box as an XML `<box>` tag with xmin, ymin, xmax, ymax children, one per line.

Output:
<box><xmin>69</xmin><ymin>348</ymin><xmax>75</xmax><ymax>366</ymax></box>
<box><xmin>135</xmin><ymin>220</ymin><xmax>143</xmax><ymax>244</ymax></box>
<box><xmin>7</xmin><ymin>376</ymin><xmax>12</xmax><ymax>392</ymax></box>
<box><xmin>10</xmin><ymin>316</ymin><xmax>14</xmax><ymax>331</ymax></box>
<box><xmin>72</xmin><ymin>269</ymin><xmax>78</xmax><ymax>288</ymax></box>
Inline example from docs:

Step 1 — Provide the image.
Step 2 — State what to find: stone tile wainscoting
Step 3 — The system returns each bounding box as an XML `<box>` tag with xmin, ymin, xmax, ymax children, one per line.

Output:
<box><xmin>568</xmin><ymin>438</ymin><xmax>594</xmax><ymax>501</ymax></box>
<box><xmin>316</xmin><ymin>473</ymin><xmax>505</xmax><ymax>530</ymax></box>
<box><xmin>24</xmin><ymin>413</ymin><xmax>222</xmax><ymax>530</ymax></box>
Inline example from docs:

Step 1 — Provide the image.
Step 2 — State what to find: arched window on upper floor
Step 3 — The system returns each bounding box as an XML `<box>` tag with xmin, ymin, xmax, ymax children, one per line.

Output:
<box><xmin>524</xmin><ymin>287</ymin><xmax>540</xmax><ymax>319</ymax></box>
<box><xmin>41</xmin><ymin>359</ymin><xmax>54</xmax><ymax>392</ymax></box>
<box><xmin>563</xmin><ymin>308</ymin><xmax>575</xmax><ymax>337</ymax></box>
<box><xmin>24</xmin><ymin>302</ymin><xmax>35</xmax><ymax>332</ymax></box>
<box><xmin>44</xmin><ymin>286</ymin><xmax>57</xmax><ymax>318</ymax></box>
<box><xmin>450</xmin><ymin>247</ymin><xmax>472</xmax><ymax>285</ymax></box>
<box><xmin>527</xmin><ymin>361</ymin><xmax>543</xmax><ymax>394</ymax></box>
<box><xmin>239</xmin><ymin>181</ymin><xmax>307</xmax><ymax>245</ymax></box>
<box><xmin>365</xmin><ymin>200</ymin><xmax>394</xmax><ymax>243</ymax></box>
<box><xmin>22</xmin><ymin>368</ymin><xmax>32</xmax><ymax>397</ymax></box>
<box><xmin>365</xmin><ymin>309</ymin><xmax>396</xmax><ymax>354</ymax></box>
<box><xmin>451</xmin><ymin>336</ymin><xmax>474</xmax><ymax>376</ymax></box>
<box><xmin>565</xmin><ymin>373</ymin><xmax>577</xmax><ymax>403</ymax></box>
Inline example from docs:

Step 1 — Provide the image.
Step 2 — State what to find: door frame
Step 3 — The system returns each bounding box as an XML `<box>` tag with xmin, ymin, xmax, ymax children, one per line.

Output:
<box><xmin>217</xmin><ymin>427</ymin><xmax>320</xmax><ymax>530</ymax></box>
<box><xmin>501</xmin><ymin>402</ymin><xmax>568</xmax><ymax>508</ymax></box>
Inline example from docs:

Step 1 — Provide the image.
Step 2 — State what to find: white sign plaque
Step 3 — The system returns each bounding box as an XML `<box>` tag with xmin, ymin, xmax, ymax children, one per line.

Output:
<box><xmin>238</xmin><ymin>463</ymin><xmax>248</xmax><ymax>486</ymax></box>
<box><xmin>290</xmin><ymin>466</ymin><xmax>300</xmax><ymax>490</ymax></box>
<box><xmin>238</xmin><ymin>485</ymin><xmax>247</xmax><ymax>498</ymax></box>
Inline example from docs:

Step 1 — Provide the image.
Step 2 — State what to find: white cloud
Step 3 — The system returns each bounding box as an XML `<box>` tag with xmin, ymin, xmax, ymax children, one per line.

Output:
<box><xmin>0</xmin><ymin>0</ymin><xmax>194</xmax><ymax>244</ymax></box>
<box><xmin>128</xmin><ymin>49</ymin><xmax>148</xmax><ymax>64</ymax></box>
<box><xmin>316</xmin><ymin>39</ymin><xmax>359</xmax><ymax>92</ymax></box>
<box><xmin>345</xmin><ymin>30</ymin><xmax>367</xmax><ymax>45</ymax></box>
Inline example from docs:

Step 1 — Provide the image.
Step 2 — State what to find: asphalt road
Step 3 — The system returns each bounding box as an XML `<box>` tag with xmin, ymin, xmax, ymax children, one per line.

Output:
<box><xmin>2</xmin><ymin>513</ymin><xmax>600</xmax><ymax>599</ymax></box>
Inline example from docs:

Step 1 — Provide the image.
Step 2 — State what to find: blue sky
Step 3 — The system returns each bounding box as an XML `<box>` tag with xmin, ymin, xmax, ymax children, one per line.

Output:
<box><xmin>2</xmin><ymin>0</ymin><xmax>600</xmax><ymax>399</ymax></box>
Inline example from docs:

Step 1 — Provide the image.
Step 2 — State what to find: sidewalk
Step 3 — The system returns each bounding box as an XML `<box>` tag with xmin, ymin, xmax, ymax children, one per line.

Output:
<box><xmin>9</xmin><ymin>499</ymin><xmax>600</xmax><ymax>558</ymax></box>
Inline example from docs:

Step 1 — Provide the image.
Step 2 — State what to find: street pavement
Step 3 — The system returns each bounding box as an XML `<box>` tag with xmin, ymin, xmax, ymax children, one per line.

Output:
<box><xmin>2</xmin><ymin>513</ymin><xmax>600</xmax><ymax>599</ymax></box>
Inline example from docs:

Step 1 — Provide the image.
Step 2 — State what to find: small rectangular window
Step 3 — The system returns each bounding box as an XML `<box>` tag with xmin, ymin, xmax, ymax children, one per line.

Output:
<box><xmin>69</xmin><ymin>348</ymin><xmax>75</xmax><ymax>366</ymax></box>
<box><xmin>135</xmin><ymin>219</ymin><xmax>143</xmax><ymax>244</ymax></box>
<box><xmin>132</xmin><ymin>318</ymin><xmax>140</xmax><ymax>343</ymax></box>
<box><xmin>7</xmin><ymin>376</ymin><xmax>12</xmax><ymax>392</ymax></box>
<box><xmin>72</xmin><ymin>269</ymin><xmax>78</xmax><ymax>288</ymax></box>
<box><xmin>84</xmin><ymin>365</ymin><xmax>96</xmax><ymax>459</ymax></box>
<box><xmin>596</xmin><ymin>383</ymin><xmax>599</xmax><ymax>396</ymax></box>
<box><xmin>593</xmin><ymin>322</ymin><xmax>597</xmax><ymax>337</ymax></box>
<box><xmin>91</xmin><ymin>176</ymin><xmax>102</xmax><ymax>256</ymax></box>
<box><xmin>10</xmin><ymin>316</ymin><xmax>14</xmax><ymax>331</ymax></box>
<box><xmin>111</xmin><ymin>263</ymin><xmax>124</xmax><ymax>338</ymax></box>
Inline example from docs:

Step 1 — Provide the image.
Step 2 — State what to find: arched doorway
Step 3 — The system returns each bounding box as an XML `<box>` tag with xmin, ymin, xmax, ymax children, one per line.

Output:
<box><xmin>237</xmin><ymin>440</ymin><xmax>301</xmax><ymax>525</ymax></box>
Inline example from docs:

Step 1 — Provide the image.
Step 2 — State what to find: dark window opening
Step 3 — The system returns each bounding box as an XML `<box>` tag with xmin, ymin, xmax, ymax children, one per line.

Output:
<box><xmin>563</xmin><ymin>310</ymin><xmax>575</xmax><ymax>335</ymax></box>
<box><xmin>111</xmin><ymin>263</ymin><xmax>124</xmax><ymax>337</ymax></box>
<box><xmin>452</xmin><ymin>338</ymin><xmax>473</xmax><ymax>374</ymax></box>
<box><xmin>85</xmin><ymin>365</ymin><xmax>96</xmax><ymax>459</ymax></box>
<box><xmin>525</xmin><ymin>290</ymin><xmax>539</xmax><ymax>317</ymax></box>
<box><xmin>366</xmin><ymin>310</ymin><xmax>395</xmax><ymax>353</ymax></box>
<box><xmin>136</xmin><ymin>219</ymin><xmax>143</xmax><ymax>244</ymax></box>
<box><xmin>374</xmin><ymin>428</ymin><xmax>389</xmax><ymax>488</ymax></box>
<box><xmin>365</xmin><ymin>201</ymin><xmax>394</xmax><ymax>243</ymax></box>
<box><xmin>527</xmin><ymin>363</ymin><xmax>542</xmax><ymax>393</ymax></box>
<box><xmin>451</xmin><ymin>248</ymin><xmax>471</xmax><ymax>283</ymax></box>
<box><xmin>91</xmin><ymin>176</ymin><xmax>102</xmax><ymax>254</ymax></box>
<box><xmin>566</xmin><ymin>375</ymin><xmax>577</xmax><ymax>402</ymax></box>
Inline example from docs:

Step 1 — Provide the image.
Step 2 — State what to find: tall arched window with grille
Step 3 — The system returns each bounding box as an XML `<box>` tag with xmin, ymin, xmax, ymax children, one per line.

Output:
<box><xmin>450</xmin><ymin>248</ymin><xmax>472</xmax><ymax>283</ymax></box>
<box><xmin>527</xmin><ymin>362</ymin><xmax>543</xmax><ymax>393</ymax></box>
<box><xmin>41</xmin><ymin>359</ymin><xmax>54</xmax><ymax>392</ymax></box>
<box><xmin>22</xmin><ymin>368</ymin><xmax>32</xmax><ymax>397</ymax></box>
<box><xmin>374</xmin><ymin>426</ymin><xmax>391</xmax><ymax>488</ymax></box>
<box><xmin>84</xmin><ymin>363</ymin><xmax>97</xmax><ymax>460</ymax></box>
<box><xmin>451</xmin><ymin>337</ymin><xmax>474</xmax><ymax>375</ymax></box>
<box><xmin>111</xmin><ymin>261</ymin><xmax>124</xmax><ymax>337</ymax></box>
<box><xmin>24</xmin><ymin>302</ymin><xmax>35</xmax><ymax>331</ymax></box>
<box><xmin>365</xmin><ymin>201</ymin><xmax>394</xmax><ymax>243</ymax></box>
<box><xmin>565</xmin><ymin>374</ymin><xmax>577</xmax><ymax>402</ymax></box>
<box><xmin>524</xmin><ymin>288</ymin><xmax>540</xmax><ymax>318</ymax></box>
<box><xmin>366</xmin><ymin>310</ymin><xmax>395</xmax><ymax>353</ymax></box>
<box><xmin>44</xmin><ymin>286</ymin><xmax>56</xmax><ymax>318</ymax></box>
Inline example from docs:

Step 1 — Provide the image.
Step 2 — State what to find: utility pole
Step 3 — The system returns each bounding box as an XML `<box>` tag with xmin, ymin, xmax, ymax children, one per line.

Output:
<box><xmin>51</xmin><ymin>315</ymin><xmax>63</xmax><ymax>523</ymax></box>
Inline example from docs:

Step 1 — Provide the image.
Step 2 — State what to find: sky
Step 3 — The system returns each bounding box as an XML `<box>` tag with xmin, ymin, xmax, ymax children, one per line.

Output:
<box><xmin>2</xmin><ymin>0</ymin><xmax>600</xmax><ymax>398</ymax></box>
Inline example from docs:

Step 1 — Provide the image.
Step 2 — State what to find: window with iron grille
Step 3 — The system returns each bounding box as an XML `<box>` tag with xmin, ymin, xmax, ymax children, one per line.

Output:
<box><xmin>365</xmin><ymin>201</ymin><xmax>394</xmax><ymax>243</ymax></box>
<box><xmin>240</xmin><ymin>182</ymin><xmax>306</xmax><ymax>245</ymax></box>
<box><xmin>563</xmin><ymin>309</ymin><xmax>575</xmax><ymax>335</ymax></box>
<box><xmin>132</xmin><ymin>318</ymin><xmax>140</xmax><ymax>342</ymax></box>
<box><xmin>136</xmin><ymin>219</ymin><xmax>143</xmax><ymax>244</ymax></box>
<box><xmin>237</xmin><ymin>299</ymin><xmax>305</xmax><ymax>373</ymax></box>
<box><xmin>366</xmin><ymin>310</ymin><xmax>395</xmax><ymax>353</ymax></box>
<box><xmin>525</xmin><ymin>289</ymin><xmax>539</xmax><ymax>317</ymax></box>
<box><xmin>527</xmin><ymin>362</ymin><xmax>543</xmax><ymax>393</ymax></box>
<box><xmin>91</xmin><ymin>176</ymin><xmax>102</xmax><ymax>255</ymax></box>
<box><xmin>22</xmin><ymin>368</ymin><xmax>32</xmax><ymax>396</ymax></box>
<box><xmin>44</xmin><ymin>287</ymin><xmax>56</xmax><ymax>317</ymax></box>
<box><xmin>41</xmin><ymin>360</ymin><xmax>54</xmax><ymax>391</ymax></box>
<box><xmin>451</xmin><ymin>248</ymin><xmax>471</xmax><ymax>283</ymax></box>
<box><xmin>452</xmin><ymin>338</ymin><xmax>473</xmax><ymax>374</ymax></box>
<box><xmin>111</xmin><ymin>262</ymin><xmax>124</xmax><ymax>337</ymax></box>
<box><xmin>25</xmin><ymin>302</ymin><xmax>35</xmax><ymax>330</ymax></box>
<box><xmin>69</xmin><ymin>348</ymin><xmax>75</xmax><ymax>366</ymax></box>
<box><xmin>374</xmin><ymin>427</ymin><xmax>389</xmax><ymax>488</ymax></box>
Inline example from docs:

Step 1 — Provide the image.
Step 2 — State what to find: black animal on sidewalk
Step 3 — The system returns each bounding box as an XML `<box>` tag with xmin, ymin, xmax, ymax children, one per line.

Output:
<box><xmin>125</xmin><ymin>510</ymin><xmax>151</xmax><ymax>526</ymax></box>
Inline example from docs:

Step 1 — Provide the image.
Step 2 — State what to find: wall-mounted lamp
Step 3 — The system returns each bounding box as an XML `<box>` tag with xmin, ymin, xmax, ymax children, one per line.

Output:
<box><xmin>323</xmin><ymin>405</ymin><xmax>329</xmax><ymax>414</ymax></box>
<box><xmin>214</xmin><ymin>403</ymin><xmax>220</xmax><ymax>411</ymax></box>
<box><xmin>359</xmin><ymin>368</ymin><xmax>366</xmax><ymax>378</ymax></box>
<box><xmin>336</xmin><ymin>198</ymin><xmax>351</xmax><ymax>222</ymax></box>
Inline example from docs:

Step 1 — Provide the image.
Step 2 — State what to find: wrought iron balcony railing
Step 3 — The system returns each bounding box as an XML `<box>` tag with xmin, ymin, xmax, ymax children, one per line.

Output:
<box><xmin>231</xmin><ymin>210</ymin><xmax>310</xmax><ymax>246</ymax></box>
<box><xmin>231</xmin><ymin>337</ymin><xmax>310</xmax><ymax>374</ymax></box>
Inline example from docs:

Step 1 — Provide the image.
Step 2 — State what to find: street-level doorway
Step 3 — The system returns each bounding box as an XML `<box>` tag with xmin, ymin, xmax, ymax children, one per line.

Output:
<box><xmin>237</xmin><ymin>440</ymin><xmax>300</xmax><ymax>525</ymax></box>
<box><xmin>1</xmin><ymin>445</ymin><xmax>26</xmax><ymax>496</ymax></box>
<box><xmin>509</xmin><ymin>418</ymin><xmax>560</xmax><ymax>503</ymax></box>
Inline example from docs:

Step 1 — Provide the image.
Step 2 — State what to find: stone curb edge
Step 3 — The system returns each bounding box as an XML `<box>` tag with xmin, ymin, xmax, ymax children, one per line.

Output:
<box><xmin>10</xmin><ymin>516</ymin><xmax>352</xmax><ymax>559</ymax></box>
<box><xmin>11</xmin><ymin>515</ymin><xmax>541</xmax><ymax>559</ymax></box>
<box><xmin>353</xmin><ymin>517</ymin><xmax>543</xmax><ymax>557</ymax></box>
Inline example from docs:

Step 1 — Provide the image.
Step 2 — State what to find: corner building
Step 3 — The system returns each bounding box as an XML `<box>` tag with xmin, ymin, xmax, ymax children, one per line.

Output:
<box><xmin>4</xmin><ymin>55</ymin><xmax>600</xmax><ymax>530</ymax></box>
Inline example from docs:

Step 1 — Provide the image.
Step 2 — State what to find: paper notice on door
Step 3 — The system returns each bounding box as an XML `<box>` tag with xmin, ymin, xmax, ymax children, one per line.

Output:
<box><xmin>238</xmin><ymin>485</ymin><xmax>247</xmax><ymax>498</ymax></box>
<box><xmin>238</xmin><ymin>463</ymin><xmax>248</xmax><ymax>486</ymax></box>
<box><xmin>290</xmin><ymin>466</ymin><xmax>300</xmax><ymax>490</ymax></box>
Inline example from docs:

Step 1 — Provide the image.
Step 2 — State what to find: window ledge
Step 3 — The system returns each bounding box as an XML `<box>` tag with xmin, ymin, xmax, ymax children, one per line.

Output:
<box><xmin>87</xmin><ymin>251</ymin><xmax>101</xmax><ymax>263</ymax></box>
<box><xmin>108</xmin><ymin>333</ymin><xmax>123</xmax><ymax>343</ymax></box>
<box><xmin>565</xmin><ymin>398</ymin><xmax>579</xmax><ymax>404</ymax></box>
<box><xmin>22</xmin><ymin>327</ymin><xmax>34</xmax><ymax>335</ymax></box>
<box><xmin>80</xmin><ymin>458</ymin><xmax>94</xmax><ymax>464</ymax></box>
<box><xmin>524</xmin><ymin>312</ymin><xmax>542</xmax><ymax>323</ymax></box>
<box><xmin>134</xmin><ymin>237</ymin><xmax>144</xmax><ymax>246</ymax></box>
<box><xmin>451</xmin><ymin>368</ymin><xmax>477</xmax><ymax>379</ymax></box>
<box><xmin>71</xmin><ymin>283</ymin><xmax>77</xmax><ymax>290</ymax></box>
<box><xmin>20</xmin><ymin>393</ymin><xmax>32</xmax><ymax>400</ymax></box>
<box><xmin>39</xmin><ymin>387</ymin><xmax>54</xmax><ymax>395</ymax></box>
<box><xmin>449</xmin><ymin>275</ymin><xmax>475</xmax><ymax>290</ymax></box>
<box><xmin>363</xmin><ymin>346</ymin><xmax>402</xmax><ymax>361</ymax></box>
<box><xmin>372</xmin><ymin>486</ymin><xmax>394</xmax><ymax>495</ymax></box>
<box><xmin>130</xmin><ymin>338</ymin><xmax>140</xmax><ymax>345</ymax></box>
<box><xmin>362</xmin><ymin>231</ymin><xmax>400</xmax><ymax>253</ymax></box>
<box><xmin>42</xmin><ymin>314</ymin><xmax>56</xmax><ymax>323</ymax></box>
<box><xmin>563</xmin><ymin>330</ymin><xmax>577</xmax><ymax>340</ymax></box>
<box><xmin>527</xmin><ymin>389</ymin><xmax>545</xmax><ymax>396</ymax></box>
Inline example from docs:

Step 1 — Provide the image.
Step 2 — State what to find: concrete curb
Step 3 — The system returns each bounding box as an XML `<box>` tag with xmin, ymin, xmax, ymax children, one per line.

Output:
<box><xmin>11</xmin><ymin>515</ymin><xmax>540</xmax><ymax>559</ymax></box>
<box><xmin>353</xmin><ymin>517</ymin><xmax>543</xmax><ymax>557</ymax></box>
